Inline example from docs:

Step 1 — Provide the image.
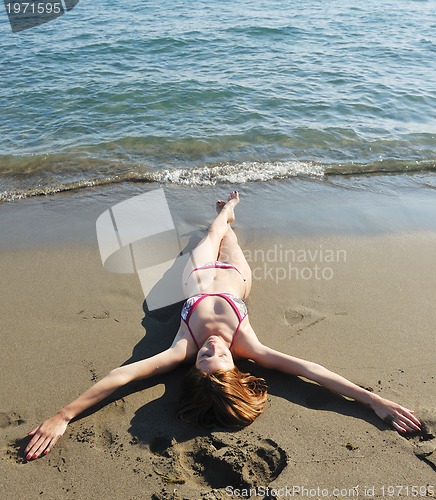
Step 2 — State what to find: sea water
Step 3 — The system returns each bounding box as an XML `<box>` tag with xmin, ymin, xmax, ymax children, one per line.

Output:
<box><xmin>0</xmin><ymin>0</ymin><xmax>435</xmax><ymax>201</ymax></box>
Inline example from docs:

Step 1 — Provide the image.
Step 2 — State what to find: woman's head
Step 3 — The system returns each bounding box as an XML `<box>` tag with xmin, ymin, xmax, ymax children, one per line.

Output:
<box><xmin>177</xmin><ymin>365</ymin><xmax>268</xmax><ymax>428</ymax></box>
<box><xmin>195</xmin><ymin>335</ymin><xmax>234</xmax><ymax>373</ymax></box>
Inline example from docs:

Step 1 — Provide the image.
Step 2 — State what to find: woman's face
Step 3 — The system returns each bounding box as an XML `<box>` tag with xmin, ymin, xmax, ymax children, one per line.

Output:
<box><xmin>195</xmin><ymin>335</ymin><xmax>235</xmax><ymax>373</ymax></box>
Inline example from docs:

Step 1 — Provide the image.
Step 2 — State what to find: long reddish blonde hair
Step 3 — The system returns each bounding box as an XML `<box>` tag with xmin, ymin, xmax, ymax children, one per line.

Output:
<box><xmin>177</xmin><ymin>366</ymin><xmax>268</xmax><ymax>428</ymax></box>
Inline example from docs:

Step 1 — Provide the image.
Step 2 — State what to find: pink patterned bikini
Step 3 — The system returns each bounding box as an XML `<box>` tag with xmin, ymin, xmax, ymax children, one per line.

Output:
<box><xmin>181</xmin><ymin>261</ymin><xmax>248</xmax><ymax>350</ymax></box>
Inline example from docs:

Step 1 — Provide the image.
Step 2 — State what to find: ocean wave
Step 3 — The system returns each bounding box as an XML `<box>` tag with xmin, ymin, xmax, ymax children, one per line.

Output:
<box><xmin>151</xmin><ymin>160</ymin><xmax>324</xmax><ymax>185</ymax></box>
<box><xmin>1</xmin><ymin>159</ymin><xmax>435</xmax><ymax>203</ymax></box>
<box><xmin>0</xmin><ymin>161</ymin><xmax>322</xmax><ymax>202</ymax></box>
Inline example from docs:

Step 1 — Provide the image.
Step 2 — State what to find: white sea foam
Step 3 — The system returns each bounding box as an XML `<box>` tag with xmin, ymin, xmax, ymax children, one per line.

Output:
<box><xmin>150</xmin><ymin>161</ymin><xmax>324</xmax><ymax>186</ymax></box>
<box><xmin>0</xmin><ymin>161</ymin><xmax>324</xmax><ymax>202</ymax></box>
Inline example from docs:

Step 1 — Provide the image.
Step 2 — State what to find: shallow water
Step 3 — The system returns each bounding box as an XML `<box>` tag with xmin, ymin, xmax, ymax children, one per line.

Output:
<box><xmin>0</xmin><ymin>0</ymin><xmax>435</xmax><ymax>201</ymax></box>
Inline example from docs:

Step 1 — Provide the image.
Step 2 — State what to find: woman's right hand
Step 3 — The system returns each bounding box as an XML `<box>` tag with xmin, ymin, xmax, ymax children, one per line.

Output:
<box><xmin>370</xmin><ymin>396</ymin><xmax>421</xmax><ymax>433</ymax></box>
<box><xmin>24</xmin><ymin>413</ymin><xmax>69</xmax><ymax>460</ymax></box>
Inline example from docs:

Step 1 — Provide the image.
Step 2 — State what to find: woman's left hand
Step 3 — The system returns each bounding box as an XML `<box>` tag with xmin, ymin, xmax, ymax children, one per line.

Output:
<box><xmin>370</xmin><ymin>397</ymin><xmax>421</xmax><ymax>433</ymax></box>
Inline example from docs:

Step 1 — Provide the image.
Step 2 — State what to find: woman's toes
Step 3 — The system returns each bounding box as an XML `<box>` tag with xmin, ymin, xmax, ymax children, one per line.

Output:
<box><xmin>227</xmin><ymin>190</ymin><xmax>239</xmax><ymax>202</ymax></box>
<box><xmin>216</xmin><ymin>200</ymin><xmax>226</xmax><ymax>214</ymax></box>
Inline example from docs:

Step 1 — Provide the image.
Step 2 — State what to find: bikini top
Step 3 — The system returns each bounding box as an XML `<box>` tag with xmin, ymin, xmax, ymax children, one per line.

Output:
<box><xmin>181</xmin><ymin>293</ymin><xmax>248</xmax><ymax>350</ymax></box>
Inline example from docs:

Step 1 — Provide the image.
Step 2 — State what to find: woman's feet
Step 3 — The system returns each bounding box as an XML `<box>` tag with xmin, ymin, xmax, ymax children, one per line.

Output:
<box><xmin>216</xmin><ymin>191</ymin><xmax>239</xmax><ymax>223</ymax></box>
<box><xmin>216</xmin><ymin>200</ymin><xmax>226</xmax><ymax>214</ymax></box>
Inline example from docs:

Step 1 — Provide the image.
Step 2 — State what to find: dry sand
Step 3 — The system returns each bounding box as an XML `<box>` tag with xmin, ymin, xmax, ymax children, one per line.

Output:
<box><xmin>1</xmin><ymin>184</ymin><xmax>435</xmax><ymax>499</ymax></box>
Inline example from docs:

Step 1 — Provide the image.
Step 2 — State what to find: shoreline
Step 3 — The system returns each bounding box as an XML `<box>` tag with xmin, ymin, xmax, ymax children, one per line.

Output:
<box><xmin>1</xmin><ymin>174</ymin><xmax>436</xmax><ymax>251</ymax></box>
<box><xmin>1</xmin><ymin>178</ymin><xmax>435</xmax><ymax>498</ymax></box>
<box><xmin>1</xmin><ymin>159</ymin><xmax>435</xmax><ymax>205</ymax></box>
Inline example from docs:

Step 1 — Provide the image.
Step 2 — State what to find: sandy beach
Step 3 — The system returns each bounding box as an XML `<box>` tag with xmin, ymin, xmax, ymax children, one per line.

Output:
<box><xmin>1</xmin><ymin>181</ymin><xmax>435</xmax><ymax>499</ymax></box>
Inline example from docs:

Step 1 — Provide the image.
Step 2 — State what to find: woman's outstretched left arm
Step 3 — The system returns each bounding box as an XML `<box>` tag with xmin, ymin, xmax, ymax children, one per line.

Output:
<box><xmin>250</xmin><ymin>344</ymin><xmax>421</xmax><ymax>433</ymax></box>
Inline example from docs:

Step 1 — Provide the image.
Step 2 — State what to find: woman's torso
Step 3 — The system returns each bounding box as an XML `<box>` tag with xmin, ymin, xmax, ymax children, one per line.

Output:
<box><xmin>181</xmin><ymin>266</ymin><xmax>249</xmax><ymax>352</ymax></box>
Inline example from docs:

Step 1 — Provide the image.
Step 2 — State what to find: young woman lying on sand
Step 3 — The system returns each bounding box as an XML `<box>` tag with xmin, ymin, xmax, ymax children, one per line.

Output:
<box><xmin>24</xmin><ymin>191</ymin><xmax>421</xmax><ymax>461</ymax></box>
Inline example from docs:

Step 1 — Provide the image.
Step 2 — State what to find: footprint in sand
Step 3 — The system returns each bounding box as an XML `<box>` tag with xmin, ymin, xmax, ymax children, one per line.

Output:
<box><xmin>284</xmin><ymin>306</ymin><xmax>325</xmax><ymax>333</ymax></box>
<box><xmin>151</xmin><ymin>434</ymin><xmax>287</xmax><ymax>491</ymax></box>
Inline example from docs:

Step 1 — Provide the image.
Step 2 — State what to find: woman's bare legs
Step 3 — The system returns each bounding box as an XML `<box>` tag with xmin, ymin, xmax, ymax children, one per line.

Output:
<box><xmin>217</xmin><ymin>226</ymin><xmax>252</xmax><ymax>297</ymax></box>
<box><xmin>182</xmin><ymin>191</ymin><xmax>239</xmax><ymax>287</ymax></box>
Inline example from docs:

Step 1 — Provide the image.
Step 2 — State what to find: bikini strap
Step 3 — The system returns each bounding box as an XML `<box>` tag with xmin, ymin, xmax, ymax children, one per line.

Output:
<box><xmin>183</xmin><ymin>320</ymin><xmax>200</xmax><ymax>350</ymax></box>
<box><xmin>229</xmin><ymin>321</ymin><xmax>243</xmax><ymax>349</ymax></box>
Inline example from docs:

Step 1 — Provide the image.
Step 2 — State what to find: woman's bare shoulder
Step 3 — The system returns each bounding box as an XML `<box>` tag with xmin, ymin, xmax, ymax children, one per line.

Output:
<box><xmin>171</xmin><ymin>323</ymin><xmax>198</xmax><ymax>361</ymax></box>
<box><xmin>231</xmin><ymin>320</ymin><xmax>267</xmax><ymax>359</ymax></box>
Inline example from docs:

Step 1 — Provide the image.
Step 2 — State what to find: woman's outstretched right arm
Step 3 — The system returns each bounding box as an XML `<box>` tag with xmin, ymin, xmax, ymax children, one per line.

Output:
<box><xmin>24</xmin><ymin>336</ymin><xmax>189</xmax><ymax>460</ymax></box>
